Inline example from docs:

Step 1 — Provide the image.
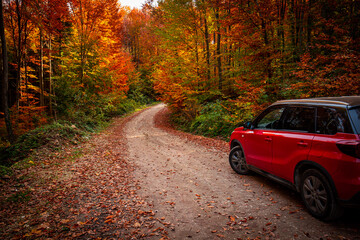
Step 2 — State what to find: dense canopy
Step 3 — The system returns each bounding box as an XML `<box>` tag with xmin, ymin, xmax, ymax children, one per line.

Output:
<box><xmin>1</xmin><ymin>0</ymin><xmax>359</xmax><ymax>140</ymax></box>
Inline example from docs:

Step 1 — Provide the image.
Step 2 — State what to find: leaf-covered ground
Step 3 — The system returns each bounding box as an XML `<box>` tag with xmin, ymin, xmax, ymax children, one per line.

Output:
<box><xmin>127</xmin><ymin>104</ymin><xmax>360</xmax><ymax>240</ymax></box>
<box><xmin>0</xmin><ymin>111</ymin><xmax>168</xmax><ymax>239</ymax></box>
<box><xmin>1</xmin><ymin>105</ymin><xmax>360</xmax><ymax>240</ymax></box>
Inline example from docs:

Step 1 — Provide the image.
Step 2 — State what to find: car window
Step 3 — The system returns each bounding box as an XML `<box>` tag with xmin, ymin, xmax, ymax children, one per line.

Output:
<box><xmin>282</xmin><ymin>107</ymin><xmax>315</xmax><ymax>132</ymax></box>
<box><xmin>317</xmin><ymin>107</ymin><xmax>353</xmax><ymax>135</ymax></box>
<box><xmin>348</xmin><ymin>106</ymin><xmax>360</xmax><ymax>134</ymax></box>
<box><xmin>256</xmin><ymin>107</ymin><xmax>285</xmax><ymax>129</ymax></box>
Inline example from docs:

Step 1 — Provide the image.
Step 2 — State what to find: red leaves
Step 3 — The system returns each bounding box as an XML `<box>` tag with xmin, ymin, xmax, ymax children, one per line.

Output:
<box><xmin>0</xmin><ymin>115</ymin><xmax>170</xmax><ymax>239</ymax></box>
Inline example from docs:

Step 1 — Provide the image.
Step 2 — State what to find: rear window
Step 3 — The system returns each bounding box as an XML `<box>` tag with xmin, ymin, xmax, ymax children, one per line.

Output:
<box><xmin>349</xmin><ymin>107</ymin><xmax>360</xmax><ymax>134</ymax></box>
<box><xmin>316</xmin><ymin>107</ymin><xmax>353</xmax><ymax>135</ymax></box>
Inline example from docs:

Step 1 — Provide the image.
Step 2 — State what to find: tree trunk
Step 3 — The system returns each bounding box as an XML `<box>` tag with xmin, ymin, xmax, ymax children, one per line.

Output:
<box><xmin>203</xmin><ymin>12</ymin><xmax>210</xmax><ymax>83</ymax></box>
<box><xmin>290</xmin><ymin>0</ymin><xmax>296</xmax><ymax>57</ymax></box>
<box><xmin>39</xmin><ymin>27</ymin><xmax>44</xmax><ymax>106</ymax></box>
<box><xmin>0</xmin><ymin>0</ymin><xmax>14</xmax><ymax>142</ymax></box>
<box><xmin>24</xmin><ymin>23</ymin><xmax>31</xmax><ymax>129</ymax></box>
<box><xmin>307</xmin><ymin>0</ymin><xmax>312</xmax><ymax>44</ymax></box>
<box><xmin>79</xmin><ymin>0</ymin><xmax>84</xmax><ymax>83</ymax></box>
<box><xmin>49</xmin><ymin>34</ymin><xmax>53</xmax><ymax>118</ymax></box>
<box><xmin>215</xmin><ymin>7</ymin><xmax>222</xmax><ymax>91</ymax></box>
<box><xmin>15</xmin><ymin>0</ymin><xmax>22</xmax><ymax>113</ymax></box>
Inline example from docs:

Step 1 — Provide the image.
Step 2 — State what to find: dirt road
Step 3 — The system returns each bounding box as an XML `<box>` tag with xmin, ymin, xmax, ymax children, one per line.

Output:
<box><xmin>124</xmin><ymin>104</ymin><xmax>360</xmax><ymax>239</ymax></box>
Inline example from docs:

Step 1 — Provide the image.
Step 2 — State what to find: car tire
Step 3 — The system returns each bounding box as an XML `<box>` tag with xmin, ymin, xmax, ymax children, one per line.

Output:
<box><xmin>300</xmin><ymin>169</ymin><xmax>343</xmax><ymax>221</ymax></box>
<box><xmin>229</xmin><ymin>146</ymin><xmax>250</xmax><ymax>175</ymax></box>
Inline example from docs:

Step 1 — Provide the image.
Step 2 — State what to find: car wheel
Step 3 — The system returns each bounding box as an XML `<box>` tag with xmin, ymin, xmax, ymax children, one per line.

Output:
<box><xmin>229</xmin><ymin>146</ymin><xmax>250</xmax><ymax>175</ymax></box>
<box><xmin>300</xmin><ymin>169</ymin><xmax>343</xmax><ymax>221</ymax></box>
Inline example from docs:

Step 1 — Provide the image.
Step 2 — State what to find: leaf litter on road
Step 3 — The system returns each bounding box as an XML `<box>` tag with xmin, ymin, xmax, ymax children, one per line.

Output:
<box><xmin>0</xmin><ymin>112</ymin><xmax>168</xmax><ymax>239</ymax></box>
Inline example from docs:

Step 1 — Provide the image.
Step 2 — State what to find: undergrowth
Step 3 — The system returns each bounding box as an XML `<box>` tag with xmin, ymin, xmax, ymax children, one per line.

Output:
<box><xmin>0</xmin><ymin>95</ymin><xmax>153</xmax><ymax>177</ymax></box>
<box><xmin>171</xmin><ymin>100</ymin><xmax>254</xmax><ymax>140</ymax></box>
<box><xmin>0</xmin><ymin>121</ymin><xmax>87</xmax><ymax>169</ymax></box>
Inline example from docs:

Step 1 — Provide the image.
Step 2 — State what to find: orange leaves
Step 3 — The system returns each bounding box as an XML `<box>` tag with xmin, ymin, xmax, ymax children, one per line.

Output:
<box><xmin>62</xmin><ymin>0</ymin><xmax>134</xmax><ymax>96</ymax></box>
<box><xmin>104</xmin><ymin>215</ymin><xmax>116</xmax><ymax>224</ymax></box>
<box><xmin>293</xmin><ymin>46</ymin><xmax>360</xmax><ymax>97</ymax></box>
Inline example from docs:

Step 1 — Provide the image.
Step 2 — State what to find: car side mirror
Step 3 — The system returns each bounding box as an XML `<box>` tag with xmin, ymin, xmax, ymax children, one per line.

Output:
<box><xmin>244</xmin><ymin>121</ymin><xmax>253</xmax><ymax>130</ymax></box>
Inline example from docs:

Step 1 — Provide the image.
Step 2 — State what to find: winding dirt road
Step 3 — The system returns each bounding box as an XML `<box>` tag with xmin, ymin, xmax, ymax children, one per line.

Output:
<box><xmin>124</xmin><ymin>104</ymin><xmax>360</xmax><ymax>239</ymax></box>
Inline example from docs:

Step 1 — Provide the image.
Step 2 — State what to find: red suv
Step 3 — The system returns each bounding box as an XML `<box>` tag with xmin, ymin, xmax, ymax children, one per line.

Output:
<box><xmin>229</xmin><ymin>96</ymin><xmax>360</xmax><ymax>220</ymax></box>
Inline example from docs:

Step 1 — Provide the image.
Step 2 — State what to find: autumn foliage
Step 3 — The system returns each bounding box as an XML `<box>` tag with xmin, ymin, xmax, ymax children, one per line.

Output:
<box><xmin>124</xmin><ymin>0</ymin><xmax>359</xmax><ymax>136</ymax></box>
<box><xmin>0</xmin><ymin>0</ymin><xmax>138</xmax><ymax>140</ymax></box>
<box><xmin>1</xmin><ymin>0</ymin><xmax>359</xmax><ymax>140</ymax></box>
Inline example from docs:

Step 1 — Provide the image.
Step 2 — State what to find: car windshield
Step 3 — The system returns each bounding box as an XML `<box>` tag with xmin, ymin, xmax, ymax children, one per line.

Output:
<box><xmin>349</xmin><ymin>106</ymin><xmax>360</xmax><ymax>134</ymax></box>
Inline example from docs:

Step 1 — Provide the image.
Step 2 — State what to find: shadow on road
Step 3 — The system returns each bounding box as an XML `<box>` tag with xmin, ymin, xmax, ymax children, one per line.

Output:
<box><xmin>247</xmin><ymin>173</ymin><xmax>360</xmax><ymax>225</ymax></box>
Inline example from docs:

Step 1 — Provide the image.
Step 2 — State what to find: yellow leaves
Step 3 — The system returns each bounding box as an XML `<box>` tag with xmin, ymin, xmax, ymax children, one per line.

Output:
<box><xmin>20</xmin><ymin>83</ymin><xmax>50</xmax><ymax>97</ymax></box>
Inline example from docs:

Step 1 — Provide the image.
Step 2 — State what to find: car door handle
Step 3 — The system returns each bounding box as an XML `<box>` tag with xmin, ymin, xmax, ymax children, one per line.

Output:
<box><xmin>265</xmin><ymin>137</ymin><xmax>272</xmax><ymax>142</ymax></box>
<box><xmin>297</xmin><ymin>141</ymin><xmax>308</xmax><ymax>147</ymax></box>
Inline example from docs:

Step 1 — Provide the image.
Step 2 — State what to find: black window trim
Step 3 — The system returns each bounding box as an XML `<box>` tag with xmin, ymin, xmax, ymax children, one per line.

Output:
<box><xmin>347</xmin><ymin>106</ymin><xmax>359</xmax><ymax>135</ymax></box>
<box><xmin>254</xmin><ymin>103</ymin><xmax>357</xmax><ymax>134</ymax></box>
<box><xmin>253</xmin><ymin>105</ymin><xmax>317</xmax><ymax>133</ymax></box>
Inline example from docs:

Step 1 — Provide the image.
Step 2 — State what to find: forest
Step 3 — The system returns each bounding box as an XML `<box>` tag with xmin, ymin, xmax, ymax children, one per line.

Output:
<box><xmin>0</xmin><ymin>0</ymin><xmax>359</xmax><ymax>145</ymax></box>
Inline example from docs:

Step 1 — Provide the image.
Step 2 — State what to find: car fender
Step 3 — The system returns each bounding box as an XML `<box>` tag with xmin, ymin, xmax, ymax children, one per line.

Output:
<box><xmin>294</xmin><ymin>160</ymin><xmax>338</xmax><ymax>199</ymax></box>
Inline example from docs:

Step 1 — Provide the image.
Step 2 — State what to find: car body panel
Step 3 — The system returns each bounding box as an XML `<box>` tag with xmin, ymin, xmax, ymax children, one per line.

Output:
<box><xmin>308</xmin><ymin>133</ymin><xmax>360</xmax><ymax>200</ymax></box>
<box><xmin>242</xmin><ymin>129</ymin><xmax>272</xmax><ymax>172</ymax></box>
<box><xmin>271</xmin><ymin>131</ymin><xmax>314</xmax><ymax>182</ymax></box>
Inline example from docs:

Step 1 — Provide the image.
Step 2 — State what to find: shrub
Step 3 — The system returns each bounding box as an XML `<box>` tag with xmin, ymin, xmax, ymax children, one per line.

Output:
<box><xmin>189</xmin><ymin>101</ymin><xmax>236</xmax><ymax>139</ymax></box>
<box><xmin>0</xmin><ymin>121</ymin><xmax>86</xmax><ymax>166</ymax></box>
<box><xmin>170</xmin><ymin>100</ymin><xmax>255</xmax><ymax>140</ymax></box>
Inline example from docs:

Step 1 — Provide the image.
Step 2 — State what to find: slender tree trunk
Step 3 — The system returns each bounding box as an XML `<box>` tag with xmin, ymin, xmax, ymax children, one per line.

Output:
<box><xmin>39</xmin><ymin>27</ymin><xmax>44</xmax><ymax>106</ymax></box>
<box><xmin>203</xmin><ymin>12</ymin><xmax>210</xmax><ymax>83</ymax></box>
<box><xmin>0</xmin><ymin>0</ymin><xmax>14</xmax><ymax>142</ymax></box>
<box><xmin>279</xmin><ymin>0</ymin><xmax>286</xmax><ymax>83</ymax></box>
<box><xmin>215</xmin><ymin>7</ymin><xmax>222</xmax><ymax>91</ymax></box>
<box><xmin>15</xmin><ymin>0</ymin><xmax>22</xmax><ymax>113</ymax></box>
<box><xmin>298</xmin><ymin>1</ymin><xmax>304</xmax><ymax>50</ymax></box>
<box><xmin>307</xmin><ymin>0</ymin><xmax>312</xmax><ymax>44</ymax></box>
<box><xmin>290</xmin><ymin>0</ymin><xmax>296</xmax><ymax>58</ymax></box>
<box><xmin>49</xmin><ymin>34</ymin><xmax>53</xmax><ymax>117</ymax></box>
<box><xmin>52</xmin><ymin>33</ymin><xmax>58</xmax><ymax>121</ymax></box>
<box><xmin>24</xmin><ymin>23</ymin><xmax>31</xmax><ymax>129</ymax></box>
<box><xmin>25</xmin><ymin>48</ymin><xmax>31</xmax><ymax>129</ymax></box>
<box><xmin>195</xmin><ymin>28</ymin><xmax>199</xmax><ymax>79</ymax></box>
<box><xmin>79</xmin><ymin>0</ymin><xmax>84</xmax><ymax>83</ymax></box>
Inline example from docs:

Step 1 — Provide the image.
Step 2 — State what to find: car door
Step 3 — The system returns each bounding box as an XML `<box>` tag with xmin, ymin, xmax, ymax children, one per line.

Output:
<box><xmin>271</xmin><ymin>106</ymin><xmax>316</xmax><ymax>181</ymax></box>
<box><xmin>244</xmin><ymin>106</ymin><xmax>285</xmax><ymax>173</ymax></box>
